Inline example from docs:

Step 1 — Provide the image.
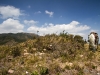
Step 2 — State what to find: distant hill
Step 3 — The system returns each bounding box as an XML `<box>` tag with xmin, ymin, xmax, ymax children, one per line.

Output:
<box><xmin>0</xmin><ymin>33</ymin><xmax>38</xmax><ymax>45</ymax></box>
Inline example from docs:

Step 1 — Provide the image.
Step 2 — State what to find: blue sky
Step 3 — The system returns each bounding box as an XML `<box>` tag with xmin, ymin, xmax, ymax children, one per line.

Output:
<box><xmin>0</xmin><ymin>0</ymin><xmax>100</xmax><ymax>41</ymax></box>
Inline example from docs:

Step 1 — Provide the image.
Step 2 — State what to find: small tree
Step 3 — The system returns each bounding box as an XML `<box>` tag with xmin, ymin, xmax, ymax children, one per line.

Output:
<box><xmin>74</xmin><ymin>35</ymin><xmax>84</xmax><ymax>43</ymax></box>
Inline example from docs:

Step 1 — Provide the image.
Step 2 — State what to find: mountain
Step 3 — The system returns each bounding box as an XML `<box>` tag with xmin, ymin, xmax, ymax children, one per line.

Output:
<box><xmin>0</xmin><ymin>33</ymin><xmax>38</xmax><ymax>45</ymax></box>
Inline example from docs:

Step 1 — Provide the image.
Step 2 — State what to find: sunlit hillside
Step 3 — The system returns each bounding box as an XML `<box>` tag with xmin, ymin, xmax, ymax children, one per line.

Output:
<box><xmin>0</xmin><ymin>32</ymin><xmax>100</xmax><ymax>75</ymax></box>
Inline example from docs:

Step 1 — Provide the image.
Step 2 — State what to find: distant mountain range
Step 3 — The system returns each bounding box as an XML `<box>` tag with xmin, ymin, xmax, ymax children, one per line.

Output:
<box><xmin>0</xmin><ymin>33</ymin><xmax>38</xmax><ymax>45</ymax></box>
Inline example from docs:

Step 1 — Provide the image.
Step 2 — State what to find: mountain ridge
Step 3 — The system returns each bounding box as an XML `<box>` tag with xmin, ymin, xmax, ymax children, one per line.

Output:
<box><xmin>0</xmin><ymin>32</ymin><xmax>38</xmax><ymax>45</ymax></box>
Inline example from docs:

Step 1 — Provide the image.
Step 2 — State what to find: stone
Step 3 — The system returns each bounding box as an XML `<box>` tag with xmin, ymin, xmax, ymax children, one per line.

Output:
<box><xmin>8</xmin><ymin>69</ymin><xmax>14</xmax><ymax>74</ymax></box>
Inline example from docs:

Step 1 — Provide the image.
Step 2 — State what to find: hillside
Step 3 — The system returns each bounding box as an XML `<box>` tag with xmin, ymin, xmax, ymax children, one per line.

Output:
<box><xmin>0</xmin><ymin>33</ymin><xmax>38</xmax><ymax>45</ymax></box>
<box><xmin>0</xmin><ymin>33</ymin><xmax>100</xmax><ymax>75</ymax></box>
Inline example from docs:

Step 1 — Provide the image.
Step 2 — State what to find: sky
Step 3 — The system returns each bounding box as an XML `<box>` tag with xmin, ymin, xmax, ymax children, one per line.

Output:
<box><xmin>0</xmin><ymin>0</ymin><xmax>100</xmax><ymax>41</ymax></box>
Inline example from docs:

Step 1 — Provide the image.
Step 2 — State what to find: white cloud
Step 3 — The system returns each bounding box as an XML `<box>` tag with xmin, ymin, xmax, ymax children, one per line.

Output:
<box><xmin>24</xmin><ymin>20</ymin><xmax>38</xmax><ymax>25</ymax></box>
<box><xmin>45</xmin><ymin>10</ymin><xmax>54</xmax><ymax>17</ymax></box>
<box><xmin>0</xmin><ymin>5</ymin><xmax>23</xmax><ymax>19</ymax></box>
<box><xmin>0</xmin><ymin>18</ymin><xmax>24</xmax><ymax>33</ymax></box>
<box><xmin>27</xmin><ymin>21</ymin><xmax>90</xmax><ymax>37</ymax></box>
<box><xmin>90</xmin><ymin>29</ymin><xmax>99</xmax><ymax>32</ymax></box>
<box><xmin>34</xmin><ymin>11</ymin><xmax>41</xmax><ymax>14</ymax></box>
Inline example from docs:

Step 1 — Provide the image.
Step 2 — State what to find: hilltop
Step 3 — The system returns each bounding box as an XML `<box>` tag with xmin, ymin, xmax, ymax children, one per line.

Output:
<box><xmin>0</xmin><ymin>33</ymin><xmax>100</xmax><ymax>75</ymax></box>
<box><xmin>0</xmin><ymin>33</ymin><xmax>38</xmax><ymax>45</ymax></box>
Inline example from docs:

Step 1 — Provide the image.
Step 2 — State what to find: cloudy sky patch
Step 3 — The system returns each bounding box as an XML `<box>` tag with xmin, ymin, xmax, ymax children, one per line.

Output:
<box><xmin>45</xmin><ymin>10</ymin><xmax>54</xmax><ymax>17</ymax></box>
<box><xmin>0</xmin><ymin>0</ymin><xmax>100</xmax><ymax>40</ymax></box>
<box><xmin>0</xmin><ymin>18</ymin><xmax>24</xmax><ymax>33</ymax></box>
<box><xmin>27</xmin><ymin>21</ymin><xmax>90</xmax><ymax>36</ymax></box>
<box><xmin>0</xmin><ymin>5</ymin><xmax>23</xmax><ymax>19</ymax></box>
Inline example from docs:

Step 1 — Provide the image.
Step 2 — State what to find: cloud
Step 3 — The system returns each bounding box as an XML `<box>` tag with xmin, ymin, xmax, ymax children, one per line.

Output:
<box><xmin>28</xmin><ymin>5</ymin><xmax>31</xmax><ymax>8</ymax></box>
<box><xmin>0</xmin><ymin>18</ymin><xmax>24</xmax><ymax>33</ymax></box>
<box><xmin>45</xmin><ymin>10</ymin><xmax>54</xmax><ymax>17</ymax></box>
<box><xmin>34</xmin><ymin>11</ymin><xmax>41</xmax><ymax>14</ymax></box>
<box><xmin>0</xmin><ymin>5</ymin><xmax>23</xmax><ymax>19</ymax></box>
<box><xmin>27</xmin><ymin>21</ymin><xmax>90</xmax><ymax>37</ymax></box>
<box><xmin>24</xmin><ymin>20</ymin><xmax>38</xmax><ymax>25</ymax></box>
<box><xmin>60</xmin><ymin>16</ymin><xmax>62</xmax><ymax>18</ymax></box>
<box><xmin>90</xmin><ymin>29</ymin><xmax>99</xmax><ymax>32</ymax></box>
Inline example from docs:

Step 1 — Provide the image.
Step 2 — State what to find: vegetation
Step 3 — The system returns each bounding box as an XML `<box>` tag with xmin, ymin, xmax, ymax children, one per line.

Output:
<box><xmin>0</xmin><ymin>32</ymin><xmax>100</xmax><ymax>75</ymax></box>
<box><xmin>0</xmin><ymin>33</ymin><xmax>37</xmax><ymax>45</ymax></box>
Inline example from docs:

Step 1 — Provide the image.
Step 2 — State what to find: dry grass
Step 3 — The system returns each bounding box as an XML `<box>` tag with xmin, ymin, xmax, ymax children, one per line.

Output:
<box><xmin>0</xmin><ymin>33</ymin><xmax>100</xmax><ymax>75</ymax></box>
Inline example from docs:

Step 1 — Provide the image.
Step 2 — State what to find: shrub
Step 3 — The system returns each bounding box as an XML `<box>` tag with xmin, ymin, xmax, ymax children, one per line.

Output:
<box><xmin>0</xmin><ymin>68</ymin><xmax>8</xmax><ymax>75</ymax></box>
<box><xmin>11</xmin><ymin>46</ymin><xmax>21</xmax><ymax>57</ymax></box>
<box><xmin>40</xmin><ymin>67</ymin><xmax>49</xmax><ymax>75</ymax></box>
<box><xmin>31</xmin><ymin>71</ymin><xmax>39</xmax><ymax>75</ymax></box>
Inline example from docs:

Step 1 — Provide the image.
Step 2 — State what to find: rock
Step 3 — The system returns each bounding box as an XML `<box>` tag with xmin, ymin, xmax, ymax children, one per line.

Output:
<box><xmin>43</xmin><ymin>48</ymin><xmax>46</xmax><ymax>51</ymax></box>
<box><xmin>26</xmin><ymin>71</ymin><xmax>29</xmax><ymax>74</ymax></box>
<box><xmin>24</xmin><ymin>49</ymin><xmax>27</xmax><ymax>52</ymax></box>
<box><xmin>65</xmin><ymin>62</ymin><xmax>73</xmax><ymax>66</ymax></box>
<box><xmin>8</xmin><ymin>69</ymin><xmax>14</xmax><ymax>74</ymax></box>
<box><xmin>78</xmin><ymin>62</ymin><xmax>84</xmax><ymax>68</ymax></box>
<box><xmin>32</xmin><ymin>48</ymin><xmax>37</xmax><ymax>51</ymax></box>
<box><xmin>97</xmin><ymin>66</ymin><xmax>100</xmax><ymax>72</ymax></box>
<box><xmin>90</xmin><ymin>69</ymin><xmax>97</xmax><ymax>75</ymax></box>
<box><xmin>83</xmin><ymin>68</ymin><xmax>90</xmax><ymax>74</ymax></box>
<box><xmin>80</xmin><ymin>55</ymin><xmax>83</xmax><ymax>57</ymax></box>
<box><xmin>24</xmin><ymin>52</ymin><xmax>30</xmax><ymax>56</ymax></box>
<box><xmin>97</xmin><ymin>72</ymin><xmax>100</xmax><ymax>75</ymax></box>
<box><xmin>59</xmin><ymin>63</ymin><xmax>66</xmax><ymax>69</ymax></box>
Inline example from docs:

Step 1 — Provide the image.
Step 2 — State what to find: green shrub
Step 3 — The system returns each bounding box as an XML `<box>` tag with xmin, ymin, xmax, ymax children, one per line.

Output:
<box><xmin>31</xmin><ymin>71</ymin><xmax>39</xmax><ymax>75</ymax></box>
<box><xmin>40</xmin><ymin>67</ymin><xmax>49</xmax><ymax>75</ymax></box>
<box><xmin>11</xmin><ymin>46</ymin><xmax>21</xmax><ymax>57</ymax></box>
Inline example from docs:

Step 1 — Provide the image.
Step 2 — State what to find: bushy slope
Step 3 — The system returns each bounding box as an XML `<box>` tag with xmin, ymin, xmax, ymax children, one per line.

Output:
<box><xmin>0</xmin><ymin>33</ymin><xmax>37</xmax><ymax>45</ymax></box>
<box><xmin>0</xmin><ymin>33</ymin><xmax>100</xmax><ymax>75</ymax></box>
